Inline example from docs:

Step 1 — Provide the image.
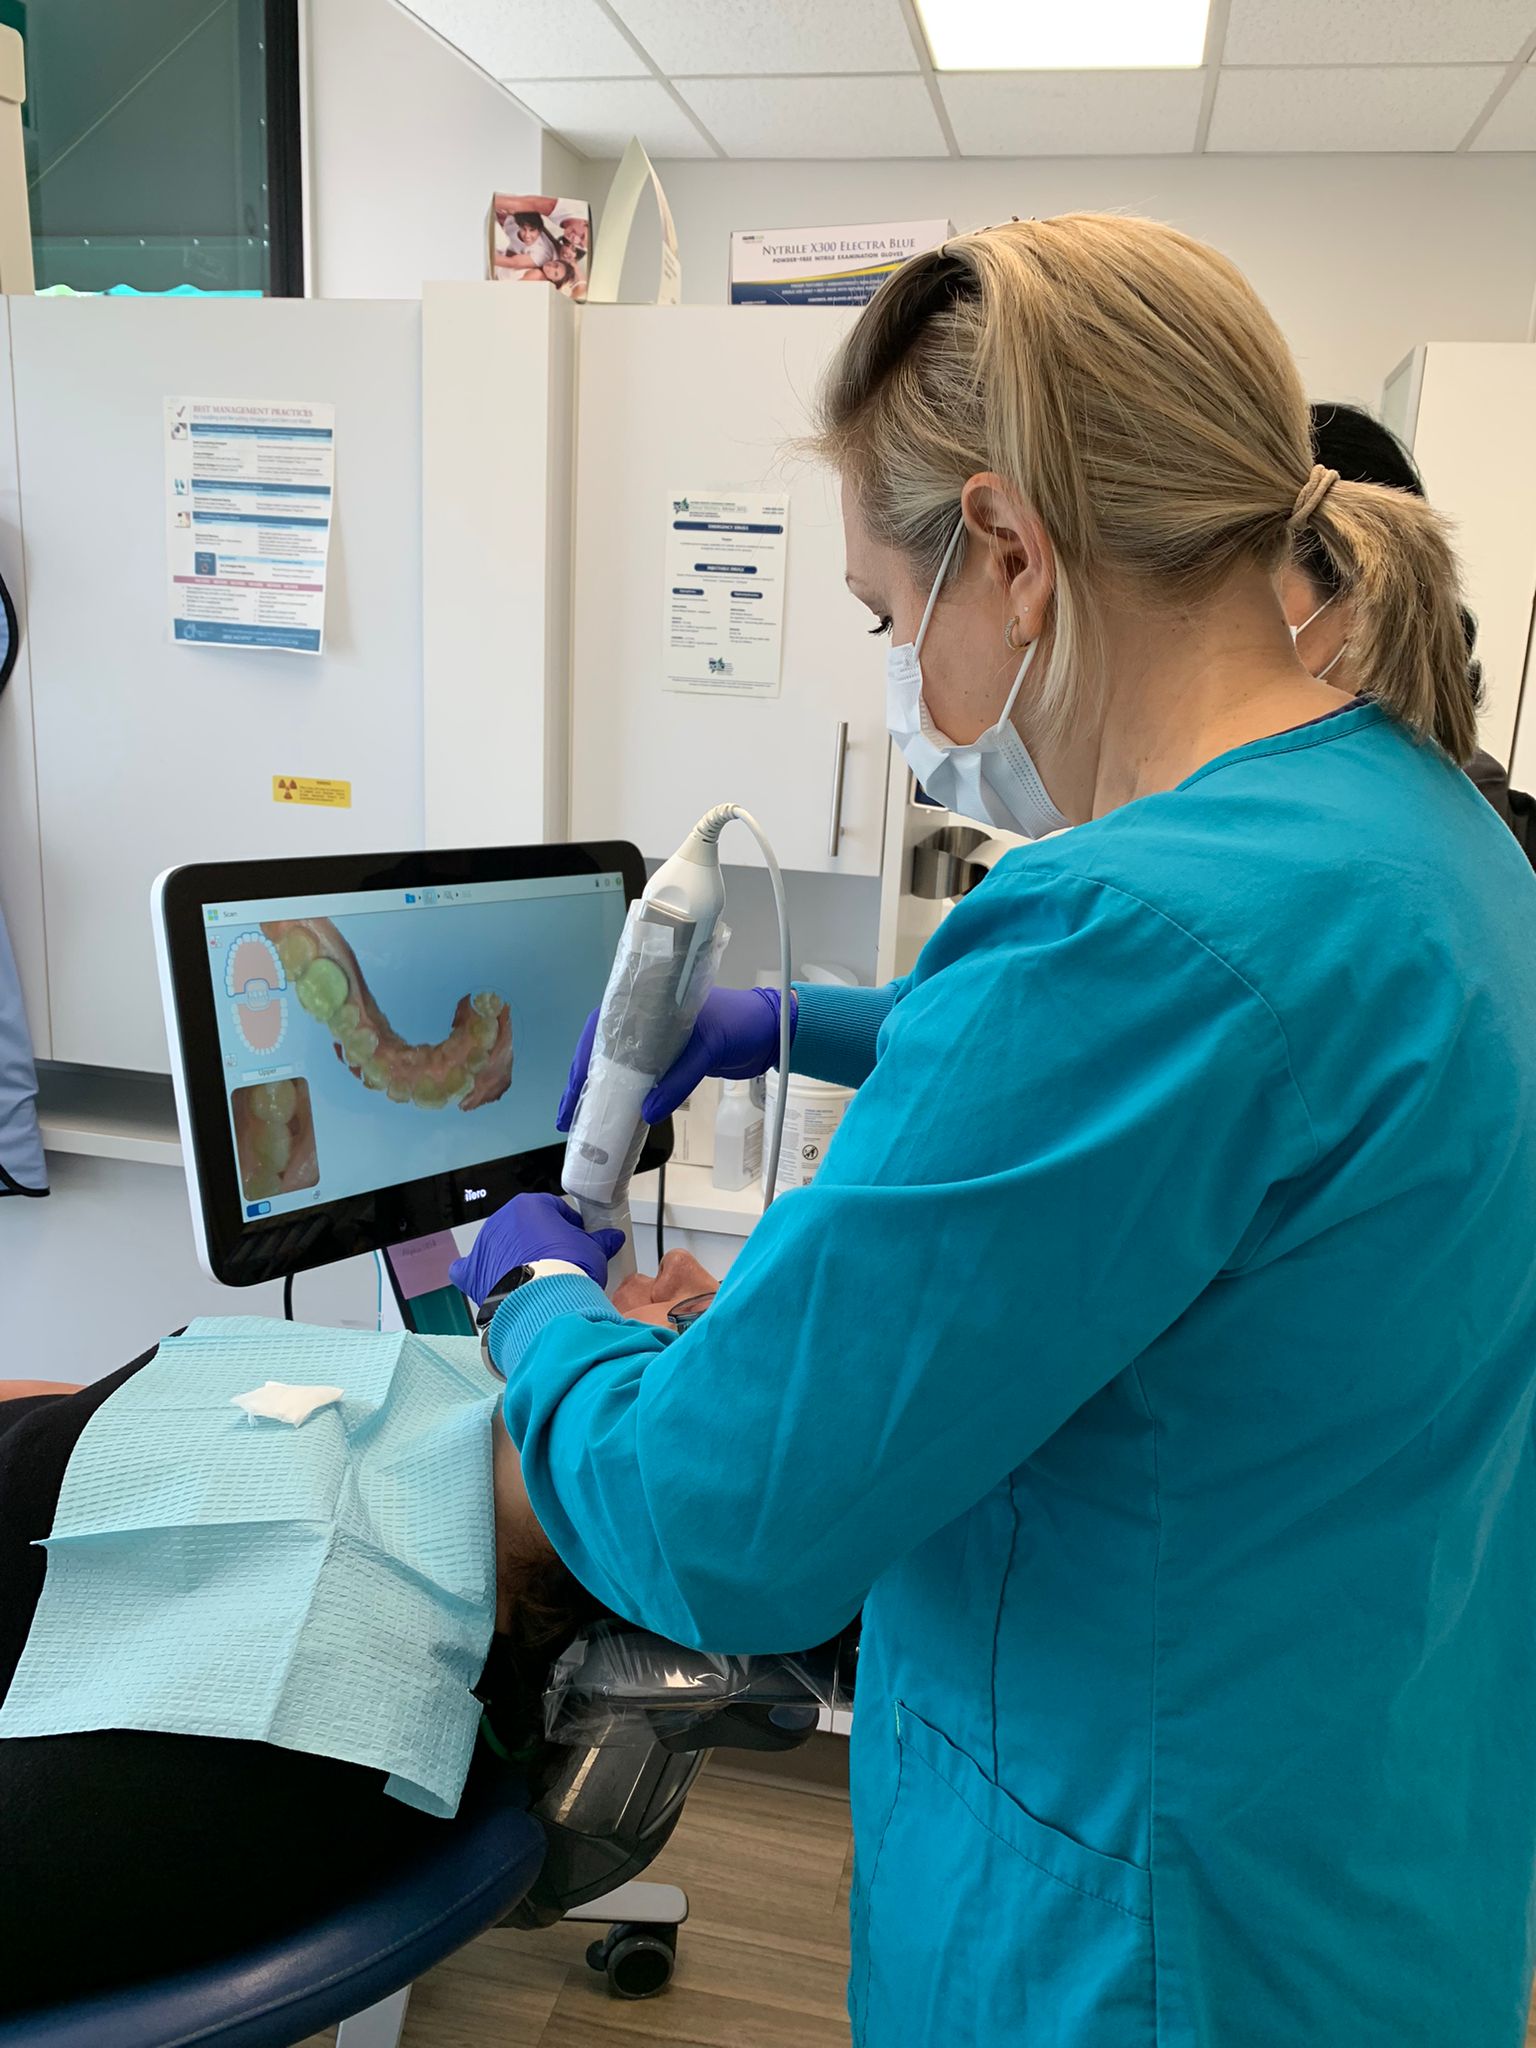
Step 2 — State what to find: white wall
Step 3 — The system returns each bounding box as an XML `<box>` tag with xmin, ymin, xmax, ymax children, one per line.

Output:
<box><xmin>305</xmin><ymin>0</ymin><xmax>549</xmax><ymax>297</ymax></box>
<box><xmin>639</xmin><ymin>154</ymin><xmax>1536</xmax><ymax>400</ymax></box>
<box><xmin>11</xmin><ymin>1153</ymin><xmax>387</xmax><ymax>1386</ymax></box>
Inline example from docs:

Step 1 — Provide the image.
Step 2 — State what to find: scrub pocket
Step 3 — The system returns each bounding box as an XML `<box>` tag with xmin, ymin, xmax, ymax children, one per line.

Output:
<box><xmin>854</xmin><ymin>1703</ymin><xmax>1155</xmax><ymax>2048</ymax></box>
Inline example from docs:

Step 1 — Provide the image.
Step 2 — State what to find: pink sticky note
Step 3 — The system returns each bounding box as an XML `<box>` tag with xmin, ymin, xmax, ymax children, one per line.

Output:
<box><xmin>387</xmin><ymin>1230</ymin><xmax>462</xmax><ymax>1300</ymax></box>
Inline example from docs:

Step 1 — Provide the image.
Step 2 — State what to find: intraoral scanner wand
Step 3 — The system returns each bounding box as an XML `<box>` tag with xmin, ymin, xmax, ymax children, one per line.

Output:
<box><xmin>562</xmin><ymin>806</ymin><xmax>792</xmax><ymax>1286</ymax></box>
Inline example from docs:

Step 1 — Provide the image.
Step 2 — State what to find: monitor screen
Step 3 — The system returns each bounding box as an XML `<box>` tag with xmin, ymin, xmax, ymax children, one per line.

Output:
<box><xmin>203</xmin><ymin>872</ymin><xmax>628</xmax><ymax>1222</ymax></box>
<box><xmin>155</xmin><ymin>842</ymin><xmax>654</xmax><ymax>1285</ymax></box>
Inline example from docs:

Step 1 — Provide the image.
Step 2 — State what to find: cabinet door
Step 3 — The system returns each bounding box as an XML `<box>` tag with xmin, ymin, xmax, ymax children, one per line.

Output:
<box><xmin>14</xmin><ymin>297</ymin><xmax>425</xmax><ymax>1073</ymax></box>
<box><xmin>572</xmin><ymin>307</ymin><xmax>888</xmax><ymax>876</ymax></box>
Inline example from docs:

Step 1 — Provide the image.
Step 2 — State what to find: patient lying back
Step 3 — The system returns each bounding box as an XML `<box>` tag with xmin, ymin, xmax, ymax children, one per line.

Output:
<box><xmin>0</xmin><ymin>1249</ymin><xmax>714</xmax><ymax>2015</ymax></box>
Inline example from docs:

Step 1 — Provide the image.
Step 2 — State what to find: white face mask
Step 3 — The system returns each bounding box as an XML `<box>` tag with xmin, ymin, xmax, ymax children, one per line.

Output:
<box><xmin>1291</xmin><ymin>591</ymin><xmax>1347</xmax><ymax>681</ymax></box>
<box><xmin>885</xmin><ymin>519</ymin><xmax>1069</xmax><ymax>839</ymax></box>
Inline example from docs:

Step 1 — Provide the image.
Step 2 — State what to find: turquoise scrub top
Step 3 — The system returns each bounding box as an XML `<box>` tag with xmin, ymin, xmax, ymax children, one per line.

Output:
<box><xmin>494</xmin><ymin>704</ymin><xmax>1536</xmax><ymax>2046</ymax></box>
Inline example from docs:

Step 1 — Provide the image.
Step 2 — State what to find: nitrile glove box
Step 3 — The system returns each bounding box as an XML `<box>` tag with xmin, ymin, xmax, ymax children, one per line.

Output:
<box><xmin>729</xmin><ymin>220</ymin><xmax>951</xmax><ymax>306</ymax></box>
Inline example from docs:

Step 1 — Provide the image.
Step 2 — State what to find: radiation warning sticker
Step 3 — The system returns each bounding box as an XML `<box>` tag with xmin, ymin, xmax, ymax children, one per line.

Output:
<box><xmin>273</xmin><ymin>775</ymin><xmax>351</xmax><ymax>809</ymax></box>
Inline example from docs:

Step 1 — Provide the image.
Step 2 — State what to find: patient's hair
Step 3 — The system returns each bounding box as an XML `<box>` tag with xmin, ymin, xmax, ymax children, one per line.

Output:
<box><xmin>811</xmin><ymin>215</ymin><xmax>1477</xmax><ymax>763</ymax></box>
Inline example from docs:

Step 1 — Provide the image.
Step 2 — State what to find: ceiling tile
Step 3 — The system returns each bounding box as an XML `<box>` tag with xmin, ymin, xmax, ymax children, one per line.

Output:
<box><xmin>505</xmin><ymin>78</ymin><xmax>717</xmax><ymax>157</ymax></box>
<box><xmin>941</xmin><ymin>70</ymin><xmax>1205</xmax><ymax>156</ymax></box>
<box><xmin>1206</xmin><ymin>65</ymin><xmax>1506</xmax><ymax>150</ymax></box>
<box><xmin>1223</xmin><ymin>0</ymin><xmax>1536</xmax><ymax>67</ymax></box>
<box><xmin>1471</xmin><ymin>66</ymin><xmax>1536</xmax><ymax>146</ymax></box>
<box><xmin>609</xmin><ymin>0</ymin><xmax>920</xmax><ymax>76</ymax></box>
<box><xmin>400</xmin><ymin>0</ymin><xmax>647</xmax><ymax>80</ymax></box>
<box><xmin>678</xmin><ymin>74</ymin><xmax>947</xmax><ymax>157</ymax></box>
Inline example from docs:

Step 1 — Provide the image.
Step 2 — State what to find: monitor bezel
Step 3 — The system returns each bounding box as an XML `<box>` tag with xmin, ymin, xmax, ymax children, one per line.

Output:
<box><xmin>156</xmin><ymin>840</ymin><xmax>666</xmax><ymax>1287</ymax></box>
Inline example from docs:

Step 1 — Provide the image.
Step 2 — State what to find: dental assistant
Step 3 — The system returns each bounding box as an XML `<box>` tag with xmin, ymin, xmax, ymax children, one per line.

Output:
<box><xmin>460</xmin><ymin>216</ymin><xmax>1536</xmax><ymax>2046</ymax></box>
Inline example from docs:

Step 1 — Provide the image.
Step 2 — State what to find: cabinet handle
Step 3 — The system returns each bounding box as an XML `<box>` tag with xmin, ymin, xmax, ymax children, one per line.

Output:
<box><xmin>827</xmin><ymin>721</ymin><xmax>849</xmax><ymax>858</ymax></box>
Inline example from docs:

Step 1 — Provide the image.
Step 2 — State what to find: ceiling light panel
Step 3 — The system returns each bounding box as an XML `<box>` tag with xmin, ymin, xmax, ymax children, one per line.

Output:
<box><xmin>403</xmin><ymin>0</ymin><xmax>646</xmax><ymax>80</ymax></box>
<box><xmin>1223</xmin><ymin>0</ymin><xmax>1536</xmax><ymax>68</ymax></box>
<box><xmin>1207</xmin><ymin>64</ymin><xmax>1506</xmax><ymax>152</ymax></box>
<box><xmin>678</xmin><ymin>74</ymin><xmax>948</xmax><ymax>157</ymax></box>
<box><xmin>504</xmin><ymin>78</ymin><xmax>717</xmax><ymax>157</ymax></box>
<box><xmin>915</xmin><ymin>0</ymin><xmax>1212</xmax><ymax>71</ymax></box>
<box><xmin>610</xmin><ymin>0</ymin><xmax>920</xmax><ymax>76</ymax></box>
<box><xmin>940</xmin><ymin>68</ymin><xmax>1205</xmax><ymax>153</ymax></box>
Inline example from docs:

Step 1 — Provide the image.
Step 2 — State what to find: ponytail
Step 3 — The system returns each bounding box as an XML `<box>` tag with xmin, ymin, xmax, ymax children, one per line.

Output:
<box><xmin>1304</xmin><ymin>478</ymin><xmax>1478</xmax><ymax>766</ymax></box>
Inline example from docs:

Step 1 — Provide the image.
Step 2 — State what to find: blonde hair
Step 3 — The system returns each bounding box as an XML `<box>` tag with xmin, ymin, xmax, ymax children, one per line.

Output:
<box><xmin>813</xmin><ymin>214</ymin><xmax>1478</xmax><ymax>765</ymax></box>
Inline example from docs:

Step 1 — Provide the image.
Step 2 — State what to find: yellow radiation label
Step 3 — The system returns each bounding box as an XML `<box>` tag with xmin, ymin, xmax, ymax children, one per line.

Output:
<box><xmin>273</xmin><ymin>776</ymin><xmax>351</xmax><ymax>810</ymax></box>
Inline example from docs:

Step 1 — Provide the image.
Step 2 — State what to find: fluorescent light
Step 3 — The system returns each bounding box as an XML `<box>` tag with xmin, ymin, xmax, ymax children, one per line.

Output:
<box><xmin>915</xmin><ymin>0</ymin><xmax>1212</xmax><ymax>70</ymax></box>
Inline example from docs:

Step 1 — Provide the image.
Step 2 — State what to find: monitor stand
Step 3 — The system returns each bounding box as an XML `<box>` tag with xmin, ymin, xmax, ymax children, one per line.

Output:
<box><xmin>383</xmin><ymin>1230</ymin><xmax>475</xmax><ymax>1338</ymax></box>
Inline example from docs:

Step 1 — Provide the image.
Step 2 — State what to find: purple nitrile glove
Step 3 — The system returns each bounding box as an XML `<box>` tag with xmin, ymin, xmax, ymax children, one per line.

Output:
<box><xmin>448</xmin><ymin>1191</ymin><xmax>625</xmax><ymax>1308</ymax></box>
<box><xmin>554</xmin><ymin>986</ymin><xmax>798</xmax><ymax>1134</ymax></box>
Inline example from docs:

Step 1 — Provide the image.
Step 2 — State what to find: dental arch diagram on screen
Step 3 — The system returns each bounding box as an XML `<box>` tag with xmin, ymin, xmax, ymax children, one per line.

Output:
<box><xmin>262</xmin><ymin>917</ymin><xmax>513</xmax><ymax>1109</ymax></box>
<box><xmin>200</xmin><ymin>867</ymin><xmax>629</xmax><ymax>1223</ymax></box>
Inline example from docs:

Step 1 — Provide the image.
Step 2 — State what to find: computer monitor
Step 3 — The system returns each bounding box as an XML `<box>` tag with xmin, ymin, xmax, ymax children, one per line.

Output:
<box><xmin>154</xmin><ymin>841</ymin><xmax>661</xmax><ymax>1287</ymax></box>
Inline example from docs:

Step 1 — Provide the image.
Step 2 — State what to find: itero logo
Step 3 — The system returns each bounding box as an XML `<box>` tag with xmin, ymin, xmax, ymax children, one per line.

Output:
<box><xmin>463</xmin><ymin>1186</ymin><xmax>487</xmax><ymax>1201</ymax></box>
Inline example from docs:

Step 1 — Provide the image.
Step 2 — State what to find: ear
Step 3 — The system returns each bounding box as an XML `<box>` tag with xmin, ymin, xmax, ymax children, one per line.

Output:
<box><xmin>960</xmin><ymin>472</ymin><xmax>1056</xmax><ymax>631</ymax></box>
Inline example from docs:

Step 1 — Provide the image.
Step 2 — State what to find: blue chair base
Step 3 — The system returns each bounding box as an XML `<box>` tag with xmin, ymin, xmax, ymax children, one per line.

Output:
<box><xmin>0</xmin><ymin>1761</ymin><xmax>545</xmax><ymax>2048</ymax></box>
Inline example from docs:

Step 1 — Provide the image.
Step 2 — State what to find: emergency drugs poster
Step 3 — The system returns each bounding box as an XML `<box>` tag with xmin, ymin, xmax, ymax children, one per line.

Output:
<box><xmin>165</xmin><ymin>398</ymin><xmax>335</xmax><ymax>654</ymax></box>
<box><xmin>663</xmin><ymin>491</ymin><xmax>789</xmax><ymax>698</ymax></box>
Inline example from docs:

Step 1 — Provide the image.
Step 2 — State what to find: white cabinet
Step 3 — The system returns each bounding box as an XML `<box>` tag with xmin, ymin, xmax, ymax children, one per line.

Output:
<box><xmin>11</xmin><ymin>297</ymin><xmax>427</xmax><ymax>1074</ymax></box>
<box><xmin>5</xmin><ymin>288</ymin><xmax>572</xmax><ymax>1077</ymax></box>
<box><xmin>1385</xmin><ymin>343</ymin><xmax>1536</xmax><ymax>774</ymax></box>
<box><xmin>570</xmin><ymin>307</ymin><xmax>889</xmax><ymax>876</ymax></box>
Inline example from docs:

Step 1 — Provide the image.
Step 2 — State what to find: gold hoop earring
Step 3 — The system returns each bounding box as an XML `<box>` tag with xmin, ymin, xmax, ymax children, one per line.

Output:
<box><xmin>1004</xmin><ymin>615</ymin><xmax>1028</xmax><ymax>653</ymax></box>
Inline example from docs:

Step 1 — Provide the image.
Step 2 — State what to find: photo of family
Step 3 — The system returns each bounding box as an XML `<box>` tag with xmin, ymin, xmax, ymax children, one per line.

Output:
<box><xmin>488</xmin><ymin>193</ymin><xmax>590</xmax><ymax>300</ymax></box>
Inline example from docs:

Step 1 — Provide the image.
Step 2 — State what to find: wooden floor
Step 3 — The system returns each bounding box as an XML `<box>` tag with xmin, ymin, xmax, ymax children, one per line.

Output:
<box><xmin>295</xmin><ymin>1761</ymin><xmax>1536</xmax><ymax>2048</ymax></box>
<box><xmin>298</xmin><ymin>1764</ymin><xmax>854</xmax><ymax>2048</ymax></box>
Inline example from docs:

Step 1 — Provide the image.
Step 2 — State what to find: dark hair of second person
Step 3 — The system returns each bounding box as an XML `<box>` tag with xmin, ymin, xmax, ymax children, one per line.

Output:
<box><xmin>1285</xmin><ymin>402</ymin><xmax>1533</xmax><ymax>854</ymax></box>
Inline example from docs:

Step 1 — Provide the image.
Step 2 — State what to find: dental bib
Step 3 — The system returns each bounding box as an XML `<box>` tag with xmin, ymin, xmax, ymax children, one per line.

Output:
<box><xmin>0</xmin><ymin>1319</ymin><xmax>498</xmax><ymax>1817</ymax></box>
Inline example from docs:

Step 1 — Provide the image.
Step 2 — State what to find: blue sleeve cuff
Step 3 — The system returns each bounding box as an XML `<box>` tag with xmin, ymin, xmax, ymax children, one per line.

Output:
<box><xmin>789</xmin><ymin>982</ymin><xmax>901</xmax><ymax>1090</ymax></box>
<box><xmin>487</xmin><ymin>1271</ymin><xmax>621</xmax><ymax>1378</ymax></box>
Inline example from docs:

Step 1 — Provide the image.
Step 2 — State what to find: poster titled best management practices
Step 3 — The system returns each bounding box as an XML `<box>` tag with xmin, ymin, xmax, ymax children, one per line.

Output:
<box><xmin>165</xmin><ymin>397</ymin><xmax>335</xmax><ymax>654</ymax></box>
<box><xmin>663</xmin><ymin>491</ymin><xmax>789</xmax><ymax>698</ymax></box>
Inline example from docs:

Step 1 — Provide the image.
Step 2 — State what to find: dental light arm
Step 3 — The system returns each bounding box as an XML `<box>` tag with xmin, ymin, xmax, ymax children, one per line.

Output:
<box><xmin>562</xmin><ymin>806</ymin><xmax>792</xmax><ymax>1284</ymax></box>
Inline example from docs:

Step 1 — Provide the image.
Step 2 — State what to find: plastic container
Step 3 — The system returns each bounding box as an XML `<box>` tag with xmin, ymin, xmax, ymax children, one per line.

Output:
<box><xmin>712</xmin><ymin>1079</ymin><xmax>763</xmax><ymax>1191</ymax></box>
<box><xmin>763</xmin><ymin>1069</ymin><xmax>853</xmax><ymax>1196</ymax></box>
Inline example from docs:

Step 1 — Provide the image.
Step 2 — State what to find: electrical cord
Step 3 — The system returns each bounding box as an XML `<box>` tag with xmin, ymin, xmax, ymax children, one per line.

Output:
<box><xmin>655</xmin><ymin>1157</ymin><xmax>666</xmax><ymax>1268</ymax></box>
<box><xmin>282</xmin><ymin>1272</ymin><xmax>294</xmax><ymax>1322</ymax></box>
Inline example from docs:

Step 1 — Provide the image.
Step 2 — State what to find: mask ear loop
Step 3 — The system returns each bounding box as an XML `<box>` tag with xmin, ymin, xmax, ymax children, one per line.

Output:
<box><xmin>913</xmin><ymin>517</ymin><xmax>967</xmax><ymax>656</ymax></box>
<box><xmin>991</xmin><ymin>635</ymin><xmax>1039</xmax><ymax>737</ymax></box>
<box><xmin>1291</xmin><ymin>590</ymin><xmax>1335</xmax><ymax>642</ymax></box>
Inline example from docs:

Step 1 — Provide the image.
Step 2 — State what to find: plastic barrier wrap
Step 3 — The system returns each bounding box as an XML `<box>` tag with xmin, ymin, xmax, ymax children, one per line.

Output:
<box><xmin>544</xmin><ymin>1620</ymin><xmax>857</xmax><ymax>1751</ymax></box>
<box><xmin>562</xmin><ymin>901</ymin><xmax>731</xmax><ymax>1222</ymax></box>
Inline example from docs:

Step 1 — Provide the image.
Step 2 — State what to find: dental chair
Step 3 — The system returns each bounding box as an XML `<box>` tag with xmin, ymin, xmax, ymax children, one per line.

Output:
<box><xmin>0</xmin><ymin>1626</ymin><xmax>851</xmax><ymax>2048</ymax></box>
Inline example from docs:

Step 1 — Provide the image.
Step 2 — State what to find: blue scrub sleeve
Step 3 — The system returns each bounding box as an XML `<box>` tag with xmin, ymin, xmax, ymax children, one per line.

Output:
<box><xmin>789</xmin><ymin>981</ymin><xmax>900</xmax><ymax>1088</ymax></box>
<box><xmin>503</xmin><ymin>868</ymin><xmax>1316</xmax><ymax>1654</ymax></box>
<box><xmin>488</xmin><ymin>1271</ymin><xmax>622</xmax><ymax>1361</ymax></box>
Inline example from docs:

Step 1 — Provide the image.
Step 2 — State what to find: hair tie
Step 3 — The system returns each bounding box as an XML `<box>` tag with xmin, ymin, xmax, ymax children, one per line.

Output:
<box><xmin>1289</xmin><ymin>464</ymin><xmax>1339</xmax><ymax>529</ymax></box>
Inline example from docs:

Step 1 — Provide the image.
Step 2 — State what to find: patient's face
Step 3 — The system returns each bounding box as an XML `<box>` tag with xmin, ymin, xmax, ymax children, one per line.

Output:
<box><xmin>611</xmin><ymin>1249</ymin><xmax>717</xmax><ymax>1326</ymax></box>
